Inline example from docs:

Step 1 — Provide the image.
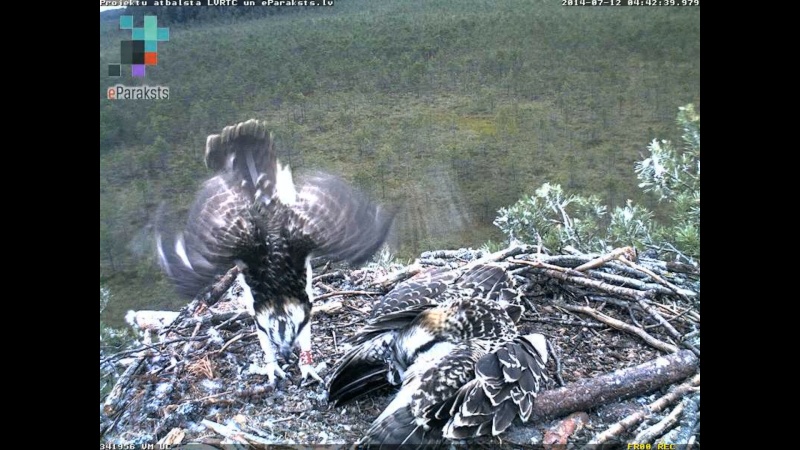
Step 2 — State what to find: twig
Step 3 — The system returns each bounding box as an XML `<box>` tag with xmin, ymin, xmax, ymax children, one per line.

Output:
<box><xmin>315</xmin><ymin>290</ymin><xmax>379</xmax><ymax>301</ymax></box>
<box><xmin>547</xmin><ymin>340</ymin><xmax>565</xmax><ymax>387</ymax></box>
<box><xmin>658</xmin><ymin>393</ymin><xmax>700</xmax><ymax>445</ymax></box>
<box><xmin>182</xmin><ymin>322</ymin><xmax>203</xmax><ymax>356</ymax></box>
<box><xmin>101</xmin><ymin>335</ymin><xmax>211</xmax><ymax>366</ymax></box>
<box><xmin>574</xmin><ymin>247</ymin><xmax>637</xmax><ymax>272</ymax></box>
<box><xmin>201</xmin><ymin>419</ymin><xmax>274</xmax><ymax>445</ymax></box>
<box><xmin>586</xmin><ymin>270</ymin><xmax>677</xmax><ymax>295</ymax></box>
<box><xmin>616</xmin><ymin>257</ymin><xmax>696</xmax><ymax>300</ymax></box>
<box><xmin>686</xmin><ymin>427</ymin><xmax>699</xmax><ymax>450</ymax></box>
<box><xmin>368</xmin><ymin>263</ymin><xmax>423</xmax><ymax>289</ymax></box>
<box><xmin>522</xmin><ymin>317</ymin><xmax>607</xmax><ymax>329</ymax></box>
<box><xmin>343</xmin><ymin>303</ymin><xmax>370</xmax><ymax>316</ymax></box>
<box><xmin>541</xmin><ymin>267</ymin><xmax>651</xmax><ymax>301</ymax></box>
<box><xmin>214</xmin><ymin>311</ymin><xmax>245</xmax><ymax>330</ymax></box>
<box><xmin>312</xmin><ymin>270</ymin><xmax>343</xmax><ymax>283</ymax></box>
<box><xmin>509</xmin><ymin>258</ymin><xmax>588</xmax><ymax>277</ymax></box>
<box><xmin>186</xmin><ymin>390</ymin><xmax>234</xmax><ymax>405</ymax></box>
<box><xmin>633</xmin><ymin>398</ymin><xmax>686</xmax><ymax>442</ymax></box>
<box><xmin>635</xmin><ymin>298</ymin><xmax>700</xmax><ymax>357</ymax></box>
<box><xmin>584</xmin><ymin>373</ymin><xmax>700</xmax><ymax>446</ymax></box>
<box><xmin>557</xmin><ymin>303</ymin><xmax>679</xmax><ymax>353</ymax></box>
<box><xmin>218</xmin><ymin>331</ymin><xmax>251</xmax><ymax>354</ymax></box>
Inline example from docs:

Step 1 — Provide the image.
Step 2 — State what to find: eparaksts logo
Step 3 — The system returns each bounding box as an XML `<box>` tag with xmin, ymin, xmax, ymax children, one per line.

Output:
<box><xmin>107</xmin><ymin>85</ymin><xmax>170</xmax><ymax>100</ymax></box>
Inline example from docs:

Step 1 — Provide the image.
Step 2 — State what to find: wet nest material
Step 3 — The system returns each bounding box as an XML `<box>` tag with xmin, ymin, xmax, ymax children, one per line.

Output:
<box><xmin>100</xmin><ymin>245</ymin><xmax>700</xmax><ymax>448</ymax></box>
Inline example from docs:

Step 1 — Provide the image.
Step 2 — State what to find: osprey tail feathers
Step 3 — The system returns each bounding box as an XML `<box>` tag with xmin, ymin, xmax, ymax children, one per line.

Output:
<box><xmin>204</xmin><ymin>119</ymin><xmax>279</xmax><ymax>200</ymax></box>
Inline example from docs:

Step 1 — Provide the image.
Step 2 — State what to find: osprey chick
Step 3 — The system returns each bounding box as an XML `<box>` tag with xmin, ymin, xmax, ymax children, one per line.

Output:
<box><xmin>158</xmin><ymin>119</ymin><xmax>394</xmax><ymax>384</ymax></box>
<box><xmin>327</xmin><ymin>263</ymin><xmax>548</xmax><ymax>447</ymax></box>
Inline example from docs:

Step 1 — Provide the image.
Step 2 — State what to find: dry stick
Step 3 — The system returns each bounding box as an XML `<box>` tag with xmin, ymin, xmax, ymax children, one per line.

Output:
<box><xmin>633</xmin><ymin>399</ymin><xmax>686</xmax><ymax>443</ymax></box>
<box><xmin>526</xmin><ymin>350</ymin><xmax>698</xmax><ymax>425</ymax></box>
<box><xmin>185</xmin><ymin>390</ymin><xmax>234</xmax><ymax>405</ymax></box>
<box><xmin>370</xmin><ymin>244</ymin><xmax>529</xmax><ymax>291</ymax></box>
<box><xmin>569</xmin><ymin>258</ymin><xmax>700</xmax><ymax>356</ymax></box>
<box><xmin>161</xmin><ymin>265</ymin><xmax>242</xmax><ymax>337</ymax></box>
<box><xmin>586</xmin><ymin>295</ymin><xmax>646</xmax><ymax>311</ymax></box>
<box><xmin>311</xmin><ymin>300</ymin><xmax>343</xmax><ymax>316</ymax></box>
<box><xmin>312</xmin><ymin>270</ymin><xmax>343</xmax><ymax>283</ymax></box>
<box><xmin>558</xmin><ymin>303</ymin><xmax>679</xmax><ymax>353</ymax></box>
<box><xmin>666</xmin><ymin>395</ymin><xmax>700</xmax><ymax>445</ymax></box>
<box><xmin>522</xmin><ymin>317</ymin><xmax>607</xmax><ymax>329</ymax></box>
<box><xmin>635</xmin><ymin>298</ymin><xmax>700</xmax><ymax>357</ymax></box>
<box><xmin>471</xmin><ymin>243</ymin><xmax>532</xmax><ymax>265</ymax></box>
<box><xmin>102</xmin><ymin>355</ymin><xmax>146</xmax><ymax>416</ymax></box>
<box><xmin>214</xmin><ymin>311</ymin><xmax>245</xmax><ymax>330</ymax></box>
<box><xmin>157</xmin><ymin>428</ymin><xmax>186</xmax><ymax>447</ymax></box>
<box><xmin>547</xmin><ymin>340</ymin><xmax>565</xmax><ymax>387</ymax></box>
<box><xmin>648</xmin><ymin>301</ymin><xmax>699</xmax><ymax>325</ymax></box>
<box><xmin>509</xmin><ymin>258</ymin><xmax>588</xmax><ymax>277</ymax></box>
<box><xmin>200</xmin><ymin>419</ymin><xmax>274</xmax><ymax>445</ymax></box>
<box><xmin>686</xmin><ymin>428</ymin><xmax>699</xmax><ymax>450</ymax></box>
<box><xmin>315</xmin><ymin>290</ymin><xmax>378</xmax><ymax>301</ymax></box>
<box><xmin>182</xmin><ymin>322</ymin><xmax>203</xmax><ymax>356</ymax></box>
<box><xmin>368</xmin><ymin>263</ymin><xmax>423</xmax><ymax>289</ymax></box>
<box><xmin>101</xmin><ymin>335</ymin><xmax>211</xmax><ymax>366</ymax></box>
<box><xmin>616</xmin><ymin>257</ymin><xmax>696</xmax><ymax>301</ymax></box>
<box><xmin>584</xmin><ymin>373</ymin><xmax>700</xmax><ymax>446</ymax></box>
<box><xmin>218</xmin><ymin>331</ymin><xmax>250</xmax><ymax>354</ymax></box>
<box><xmin>562</xmin><ymin>246</ymin><xmax>660</xmax><ymax>280</ymax></box>
<box><xmin>587</xmin><ymin>270</ymin><xmax>676</xmax><ymax>295</ymax></box>
<box><xmin>174</xmin><ymin>311</ymin><xmax>245</xmax><ymax>331</ymax></box>
<box><xmin>527</xmin><ymin>265</ymin><xmax>652</xmax><ymax>301</ymax></box>
<box><xmin>573</xmin><ymin>247</ymin><xmax>638</xmax><ymax>272</ymax></box>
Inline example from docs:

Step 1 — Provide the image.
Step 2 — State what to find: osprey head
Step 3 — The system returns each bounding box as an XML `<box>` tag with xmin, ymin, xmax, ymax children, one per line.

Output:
<box><xmin>265</xmin><ymin>302</ymin><xmax>309</xmax><ymax>360</ymax></box>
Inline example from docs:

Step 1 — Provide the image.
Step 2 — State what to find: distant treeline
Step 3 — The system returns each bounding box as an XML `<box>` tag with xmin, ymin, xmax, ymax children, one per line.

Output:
<box><xmin>101</xmin><ymin>3</ymin><xmax>322</xmax><ymax>25</ymax></box>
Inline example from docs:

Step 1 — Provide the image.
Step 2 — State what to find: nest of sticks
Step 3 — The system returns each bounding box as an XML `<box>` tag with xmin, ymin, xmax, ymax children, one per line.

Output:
<box><xmin>100</xmin><ymin>245</ymin><xmax>700</xmax><ymax>448</ymax></box>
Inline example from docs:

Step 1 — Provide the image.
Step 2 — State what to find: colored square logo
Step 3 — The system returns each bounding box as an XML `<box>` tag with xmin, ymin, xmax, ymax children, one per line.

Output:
<box><xmin>108</xmin><ymin>16</ymin><xmax>169</xmax><ymax>79</ymax></box>
<box><xmin>119</xmin><ymin>15</ymin><xmax>133</xmax><ymax>30</ymax></box>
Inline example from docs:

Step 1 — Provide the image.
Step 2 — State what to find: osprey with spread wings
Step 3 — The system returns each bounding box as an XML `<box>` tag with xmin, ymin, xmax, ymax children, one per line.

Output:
<box><xmin>157</xmin><ymin>119</ymin><xmax>394</xmax><ymax>384</ymax></box>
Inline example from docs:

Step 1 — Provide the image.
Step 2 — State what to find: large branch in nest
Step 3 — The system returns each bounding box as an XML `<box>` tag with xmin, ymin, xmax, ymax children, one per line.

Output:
<box><xmin>526</xmin><ymin>350</ymin><xmax>698</xmax><ymax>424</ymax></box>
<box><xmin>587</xmin><ymin>373</ymin><xmax>700</xmax><ymax>446</ymax></box>
<box><xmin>370</xmin><ymin>244</ymin><xmax>533</xmax><ymax>290</ymax></box>
<box><xmin>161</xmin><ymin>265</ymin><xmax>242</xmax><ymax>336</ymax></box>
<box><xmin>102</xmin><ymin>355</ymin><xmax>147</xmax><ymax>417</ymax></box>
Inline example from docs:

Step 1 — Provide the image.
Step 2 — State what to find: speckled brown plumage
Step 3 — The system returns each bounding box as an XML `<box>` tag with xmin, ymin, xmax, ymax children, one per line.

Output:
<box><xmin>327</xmin><ymin>263</ymin><xmax>548</xmax><ymax>447</ymax></box>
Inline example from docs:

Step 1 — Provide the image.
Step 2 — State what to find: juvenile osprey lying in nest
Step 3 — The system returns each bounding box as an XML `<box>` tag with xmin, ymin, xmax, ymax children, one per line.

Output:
<box><xmin>157</xmin><ymin>119</ymin><xmax>394</xmax><ymax>384</ymax></box>
<box><xmin>327</xmin><ymin>263</ymin><xmax>548</xmax><ymax>447</ymax></box>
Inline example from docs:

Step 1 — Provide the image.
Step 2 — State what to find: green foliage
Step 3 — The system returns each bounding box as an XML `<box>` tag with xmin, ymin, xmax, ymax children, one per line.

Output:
<box><xmin>494</xmin><ymin>183</ymin><xmax>610</xmax><ymax>252</ymax></box>
<box><xmin>495</xmin><ymin>105</ymin><xmax>700</xmax><ymax>263</ymax></box>
<box><xmin>365</xmin><ymin>245</ymin><xmax>406</xmax><ymax>272</ymax></box>
<box><xmin>479</xmin><ymin>239</ymin><xmax>506</xmax><ymax>254</ymax></box>
<box><xmin>634</xmin><ymin>104</ymin><xmax>700</xmax><ymax>260</ymax></box>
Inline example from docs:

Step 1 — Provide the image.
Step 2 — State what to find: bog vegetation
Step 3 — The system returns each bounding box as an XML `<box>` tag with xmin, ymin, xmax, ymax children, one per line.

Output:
<box><xmin>99</xmin><ymin>0</ymin><xmax>699</xmax><ymax>326</ymax></box>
